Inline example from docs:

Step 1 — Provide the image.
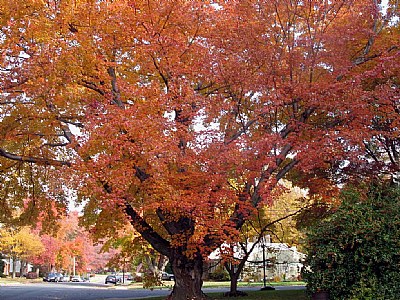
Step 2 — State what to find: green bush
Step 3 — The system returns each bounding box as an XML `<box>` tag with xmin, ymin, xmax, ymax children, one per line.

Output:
<box><xmin>209</xmin><ymin>268</ymin><xmax>230</xmax><ymax>281</ymax></box>
<box><xmin>304</xmin><ymin>183</ymin><xmax>400</xmax><ymax>300</ymax></box>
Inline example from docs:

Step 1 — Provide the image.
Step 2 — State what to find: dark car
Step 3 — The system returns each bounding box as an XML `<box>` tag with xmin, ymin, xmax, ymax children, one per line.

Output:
<box><xmin>43</xmin><ymin>273</ymin><xmax>57</xmax><ymax>282</ymax></box>
<box><xmin>105</xmin><ymin>275</ymin><xmax>120</xmax><ymax>284</ymax></box>
<box><xmin>161</xmin><ymin>272</ymin><xmax>175</xmax><ymax>281</ymax></box>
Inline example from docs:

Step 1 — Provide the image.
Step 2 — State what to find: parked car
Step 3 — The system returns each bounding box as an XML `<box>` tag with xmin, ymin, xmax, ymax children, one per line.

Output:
<box><xmin>119</xmin><ymin>273</ymin><xmax>133</xmax><ymax>282</ymax></box>
<box><xmin>55</xmin><ymin>273</ymin><xmax>64</xmax><ymax>282</ymax></box>
<box><xmin>71</xmin><ymin>275</ymin><xmax>84</xmax><ymax>282</ymax></box>
<box><xmin>125</xmin><ymin>273</ymin><xmax>133</xmax><ymax>281</ymax></box>
<box><xmin>43</xmin><ymin>273</ymin><xmax>57</xmax><ymax>282</ymax></box>
<box><xmin>60</xmin><ymin>274</ymin><xmax>70</xmax><ymax>282</ymax></box>
<box><xmin>161</xmin><ymin>272</ymin><xmax>175</xmax><ymax>281</ymax></box>
<box><xmin>105</xmin><ymin>275</ymin><xmax>120</xmax><ymax>284</ymax></box>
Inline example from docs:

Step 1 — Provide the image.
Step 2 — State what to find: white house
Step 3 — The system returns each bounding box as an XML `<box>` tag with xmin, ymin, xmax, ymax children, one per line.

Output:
<box><xmin>208</xmin><ymin>236</ymin><xmax>306</xmax><ymax>282</ymax></box>
<box><xmin>1</xmin><ymin>257</ymin><xmax>33</xmax><ymax>277</ymax></box>
<box><xmin>246</xmin><ymin>241</ymin><xmax>305</xmax><ymax>281</ymax></box>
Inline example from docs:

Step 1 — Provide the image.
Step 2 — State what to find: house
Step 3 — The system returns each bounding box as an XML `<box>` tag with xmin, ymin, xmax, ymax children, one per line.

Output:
<box><xmin>1</xmin><ymin>256</ymin><xmax>33</xmax><ymax>277</ymax></box>
<box><xmin>208</xmin><ymin>236</ymin><xmax>306</xmax><ymax>282</ymax></box>
<box><xmin>245</xmin><ymin>241</ymin><xmax>305</xmax><ymax>281</ymax></box>
<box><xmin>1</xmin><ymin>257</ymin><xmax>9</xmax><ymax>276</ymax></box>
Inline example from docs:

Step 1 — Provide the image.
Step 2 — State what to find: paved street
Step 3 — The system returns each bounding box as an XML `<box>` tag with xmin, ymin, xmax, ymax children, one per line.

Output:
<box><xmin>0</xmin><ymin>282</ymin><xmax>170</xmax><ymax>300</ymax></box>
<box><xmin>0</xmin><ymin>281</ymin><xmax>305</xmax><ymax>300</ymax></box>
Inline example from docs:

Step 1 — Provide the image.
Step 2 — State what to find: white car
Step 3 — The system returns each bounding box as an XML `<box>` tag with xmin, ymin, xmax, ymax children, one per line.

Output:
<box><xmin>71</xmin><ymin>276</ymin><xmax>84</xmax><ymax>282</ymax></box>
<box><xmin>61</xmin><ymin>274</ymin><xmax>70</xmax><ymax>282</ymax></box>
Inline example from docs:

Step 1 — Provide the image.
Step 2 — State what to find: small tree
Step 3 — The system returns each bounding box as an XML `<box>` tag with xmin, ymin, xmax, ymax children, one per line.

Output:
<box><xmin>304</xmin><ymin>183</ymin><xmax>400</xmax><ymax>299</ymax></box>
<box><xmin>103</xmin><ymin>230</ymin><xmax>169</xmax><ymax>288</ymax></box>
<box><xmin>222</xmin><ymin>183</ymin><xmax>306</xmax><ymax>296</ymax></box>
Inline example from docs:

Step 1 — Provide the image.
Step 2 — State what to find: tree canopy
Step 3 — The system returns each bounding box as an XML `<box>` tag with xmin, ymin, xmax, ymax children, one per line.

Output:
<box><xmin>0</xmin><ymin>0</ymin><xmax>399</xmax><ymax>299</ymax></box>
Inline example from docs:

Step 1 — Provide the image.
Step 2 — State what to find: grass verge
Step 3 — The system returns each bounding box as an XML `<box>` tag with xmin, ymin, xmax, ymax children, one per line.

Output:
<box><xmin>212</xmin><ymin>290</ymin><xmax>308</xmax><ymax>300</ymax></box>
<box><xmin>203</xmin><ymin>281</ymin><xmax>305</xmax><ymax>288</ymax></box>
<box><xmin>140</xmin><ymin>290</ymin><xmax>308</xmax><ymax>300</ymax></box>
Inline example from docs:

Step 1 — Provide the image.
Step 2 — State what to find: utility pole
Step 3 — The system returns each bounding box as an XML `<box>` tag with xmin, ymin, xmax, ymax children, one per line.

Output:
<box><xmin>122</xmin><ymin>259</ymin><xmax>125</xmax><ymax>284</ymax></box>
<box><xmin>73</xmin><ymin>256</ymin><xmax>76</xmax><ymax>276</ymax></box>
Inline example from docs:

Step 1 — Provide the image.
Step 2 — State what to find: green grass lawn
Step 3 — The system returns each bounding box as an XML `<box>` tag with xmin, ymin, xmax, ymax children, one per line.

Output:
<box><xmin>141</xmin><ymin>281</ymin><xmax>306</xmax><ymax>290</ymax></box>
<box><xmin>142</xmin><ymin>290</ymin><xmax>308</xmax><ymax>300</ymax></box>
<box><xmin>202</xmin><ymin>281</ymin><xmax>306</xmax><ymax>288</ymax></box>
<box><xmin>212</xmin><ymin>290</ymin><xmax>308</xmax><ymax>300</ymax></box>
<box><xmin>0</xmin><ymin>277</ymin><xmax>42</xmax><ymax>284</ymax></box>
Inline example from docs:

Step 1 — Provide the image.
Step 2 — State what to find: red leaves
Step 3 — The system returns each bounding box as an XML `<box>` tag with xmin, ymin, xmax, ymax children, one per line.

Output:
<box><xmin>1</xmin><ymin>1</ymin><xmax>398</xmax><ymax>274</ymax></box>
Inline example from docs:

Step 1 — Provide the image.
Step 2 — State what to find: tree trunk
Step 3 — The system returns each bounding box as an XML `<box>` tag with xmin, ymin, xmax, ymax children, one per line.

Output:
<box><xmin>168</xmin><ymin>249</ymin><xmax>207</xmax><ymax>300</ymax></box>
<box><xmin>144</xmin><ymin>252</ymin><xmax>168</xmax><ymax>281</ymax></box>
<box><xmin>19</xmin><ymin>260</ymin><xmax>24</xmax><ymax>277</ymax></box>
<box><xmin>224</xmin><ymin>261</ymin><xmax>248</xmax><ymax>297</ymax></box>
<box><xmin>11</xmin><ymin>257</ymin><xmax>17</xmax><ymax>278</ymax></box>
<box><xmin>230</xmin><ymin>274</ymin><xmax>239</xmax><ymax>293</ymax></box>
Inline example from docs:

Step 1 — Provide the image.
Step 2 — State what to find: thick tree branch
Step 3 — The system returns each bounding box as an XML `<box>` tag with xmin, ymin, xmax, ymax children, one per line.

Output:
<box><xmin>151</xmin><ymin>55</ymin><xmax>169</xmax><ymax>90</ymax></box>
<box><xmin>211</xmin><ymin>106</ymin><xmax>315</xmax><ymax>248</ymax></box>
<box><xmin>56</xmin><ymin>116</ymin><xmax>84</xmax><ymax>128</ymax></box>
<box><xmin>125</xmin><ymin>202</ymin><xmax>171</xmax><ymax>257</ymax></box>
<box><xmin>156</xmin><ymin>208</ymin><xmax>195</xmax><ymax>237</ymax></box>
<box><xmin>107</xmin><ymin>66</ymin><xmax>124</xmax><ymax>108</ymax></box>
<box><xmin>276</xmin><ymin>159</ymin><xmax>299</xmax><ymax>182</ymax></box>
<box><xmin>0</xmin><ymin>148</ymin><xmax>71</xmax><ymax>167</ymax></box>
<box><xmin>224</xmin><ymin>119</ymin><xmax>257</xmax><ymax>145</ymax></box>
<box><xmin>78</xmin><ymin>79</ymin><xmax>106</xmax><ymax>96</ymax></box>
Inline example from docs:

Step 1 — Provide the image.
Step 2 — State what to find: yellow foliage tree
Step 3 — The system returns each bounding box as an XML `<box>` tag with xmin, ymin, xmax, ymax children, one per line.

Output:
<box><xmin>0</xmin><ymin>226</ymin><xmax>44</xmax><ymax>278</ymax></box>
<box><xmin>221</xmin><ymin>181</ymin><xmax>307</xmax><ymax>295</ymax></box>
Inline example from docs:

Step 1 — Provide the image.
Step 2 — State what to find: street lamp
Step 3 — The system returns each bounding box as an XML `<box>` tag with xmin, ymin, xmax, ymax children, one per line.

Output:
<box><xmin>260</xmin><ymin>235</ymin><xmax>275</xmax><ymax>291</ymax></box>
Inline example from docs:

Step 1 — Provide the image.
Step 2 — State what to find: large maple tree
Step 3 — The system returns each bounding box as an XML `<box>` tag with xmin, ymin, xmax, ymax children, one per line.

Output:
<box><xmin>1</xmin><ymin>0</ymin><xmax>399</xmax><ymax>299</ymax></box>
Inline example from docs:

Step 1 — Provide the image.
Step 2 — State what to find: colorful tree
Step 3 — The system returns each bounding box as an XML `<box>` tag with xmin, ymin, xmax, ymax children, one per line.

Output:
<box><xmin>103</xmin><ymin>228</ymin><xmax>169</xmax><ymax>288</ymax></box>
<box><xmin>57</xmin><ymin>213</ymin><xmax>102</xmax><ymax>275</ymax></box>
<box><xmin>31</xmin><ymin>234</ymin><xmax>60</xmax><ymax>273</ymax></box>
<box><xmin>0</xmin><ymin>226</ymin><xmax>44</xmax><ymax>277</ymax></box>
<box><xmin>32</xmin><ymin>212</ymin><xmax>100</xmax><ymax>275</ymax></box>
<box><xmin>220</xmin><ymin>182</ymin><xmax>307</xmax><ymax>295</ymax></box>
<box><xmin>0</xmin><ymin>1</ymin><xmax>399</xmax><ymax>299</ymax></box>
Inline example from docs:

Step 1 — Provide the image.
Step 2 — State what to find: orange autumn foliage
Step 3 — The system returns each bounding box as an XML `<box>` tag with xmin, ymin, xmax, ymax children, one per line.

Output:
<box><xmin>1</xmin><ymin>1</ymin><xmax>399</xmax><ymax>299</ymax></box>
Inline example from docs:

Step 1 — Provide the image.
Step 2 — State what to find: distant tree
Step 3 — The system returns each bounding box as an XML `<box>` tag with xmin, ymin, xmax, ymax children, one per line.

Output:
<box><xmin>102</xmin><ymin>227</ymin><xmax>169</xmax><ymax>288</ymax></box>
<box><xmin>304</xmin><ymin>183</ymin><xmax>400</xmax><ymax>299</ymax></box>
<box><xmin>54</xmin><ymin>212</ymin><xmax>91</xmax><ymax>274</ymax></box>
<box><xmin>0</xmin><ymin>226</ymin><xmax>44</xmax><ymax>277</ymax></box>
<box><xmin>31</xmin><ymin>234</ymin><xmax>60</xmax><ymax>273</ymax></box>
<box><xmin>32</xmin><ymin>212</ymin><xmax>100</xmax><ymax>275</ymax></box>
